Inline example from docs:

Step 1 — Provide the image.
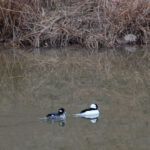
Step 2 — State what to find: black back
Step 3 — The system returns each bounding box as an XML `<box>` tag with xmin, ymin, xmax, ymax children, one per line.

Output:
<box><xmin>80</xmin><ymin>108</ymin><xmax>97</xmax><ymax>113</ymax></box>
<box><xmin>46</xmin><ymin>112</ymin><xmax>57</xmax><ymax>117</ymax></box>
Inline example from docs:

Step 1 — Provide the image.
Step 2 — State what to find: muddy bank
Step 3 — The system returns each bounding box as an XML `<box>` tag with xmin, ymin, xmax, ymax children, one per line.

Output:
<box><xmin>0</xmin><ymin>0</ymin><xmax>150</xmax><ymax>49</ymax></box>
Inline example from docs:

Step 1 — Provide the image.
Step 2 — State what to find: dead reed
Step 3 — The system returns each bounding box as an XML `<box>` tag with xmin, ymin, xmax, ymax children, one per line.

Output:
<box><xmin>0</xmin><ymin>0</ymin><xmax>150</xmax><ymax>49</ymax></box>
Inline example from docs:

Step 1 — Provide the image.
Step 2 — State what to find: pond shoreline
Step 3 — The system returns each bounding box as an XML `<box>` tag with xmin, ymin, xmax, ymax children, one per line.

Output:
<box><xmin>0</xmin><ymin>0</ymin><xmax>150</xmax><ymax>49</ymax></box>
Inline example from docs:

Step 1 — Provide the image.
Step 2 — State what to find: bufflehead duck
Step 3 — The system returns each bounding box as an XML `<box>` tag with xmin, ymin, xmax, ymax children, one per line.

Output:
<box><xmin>41</xmin><ymin>108</ymin><xmax>66</xmax><ymax>120</ymax></box>
<box><xmin>73</xmin><ymin>104</ymin><xmax>99</xmax><ymax>119</ymax></box>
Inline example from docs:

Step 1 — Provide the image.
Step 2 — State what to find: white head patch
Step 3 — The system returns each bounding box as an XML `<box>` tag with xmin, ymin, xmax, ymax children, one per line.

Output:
<box><xmin>59</xmin><ymin>109</ymin><xmax>63</xmax><ymax>113</ymax></box>
<box><xmin>90</xmin><ymin>104</ymin><xmax>97</xmax><ymax>109</ymax></box>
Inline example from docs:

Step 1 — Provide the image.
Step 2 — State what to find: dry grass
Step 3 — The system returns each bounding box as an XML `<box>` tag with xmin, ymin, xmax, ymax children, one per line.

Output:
<box><xmin>0</xmin><ymin>0</ymin><xmax>150</xmax><ymax>49</ymax></box>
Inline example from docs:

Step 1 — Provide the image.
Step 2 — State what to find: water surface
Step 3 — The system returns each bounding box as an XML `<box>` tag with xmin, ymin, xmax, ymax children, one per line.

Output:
<box><xmin>0</xmin><ymin>46</ymin><xmax>150</xmax><ymax>150</ymax></box>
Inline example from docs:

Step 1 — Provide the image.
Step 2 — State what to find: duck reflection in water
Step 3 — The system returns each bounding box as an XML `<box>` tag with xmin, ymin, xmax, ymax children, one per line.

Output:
<box><xmin>82</xmin><ymin>117</ymin><xmax>99</xmax><ymax>124</ymax></box>
<box><xmin>90</xmin><ymin>118</ymin><xmax>98</xmax><ymax>124</ymax></box>
<box><xmin>48</xmin><ymin>119</ymin><xmax>66</xmax><ymax>127</ymax></box>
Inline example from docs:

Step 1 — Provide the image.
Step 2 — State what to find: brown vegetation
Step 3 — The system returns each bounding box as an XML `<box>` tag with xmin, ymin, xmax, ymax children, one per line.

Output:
<box><xmin>0</xmin><ymin>0</ymin><xmax>150</xmax><ymax>49</ymax></box>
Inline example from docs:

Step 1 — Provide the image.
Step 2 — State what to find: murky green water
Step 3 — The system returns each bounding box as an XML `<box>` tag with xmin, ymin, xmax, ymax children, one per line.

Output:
<box><xmin>0</xmin><ymin>46</ymin><xmax>150</xmax><ymax>150</ymax></box>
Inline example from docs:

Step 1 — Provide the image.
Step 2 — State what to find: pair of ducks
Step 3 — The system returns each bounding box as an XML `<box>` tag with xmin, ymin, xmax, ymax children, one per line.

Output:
<box><xmin>43</xmin><ymin>104</ymin><xmax>99</xmax><ymax>120</ymax></box>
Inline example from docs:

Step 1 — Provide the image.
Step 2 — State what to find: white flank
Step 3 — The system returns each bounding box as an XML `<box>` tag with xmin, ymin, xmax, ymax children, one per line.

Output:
<box><xmin>60</xmin><ymin>113</ymin><xmax>66</xmax><ymax>120</ymax></box>
<box><xmin>73</xmin><ymin>110</ymin><xmax>99</xmax><ymax>119</ymax></box>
